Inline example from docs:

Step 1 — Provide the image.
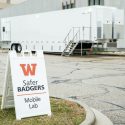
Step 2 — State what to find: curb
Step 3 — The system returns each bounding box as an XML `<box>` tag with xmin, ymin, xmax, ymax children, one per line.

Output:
<box><xmin>52</xmin><ymin>97</ymin><xmax>113</xmax><ymax>125</ymax></box>
<box><xmin>66</xmin><ymin>98</ymin><xmax>96</xmax><ymax>125</ymax></box>
<box><xmin>52</xmin><ymin>97</ymin><xmax>96</xmax><ymax>125</ymax></box>
<box><xmin>94</xmin><ymin>52</ymin><xmax>125</xmax><ymax>57</ymax></box>
<box><xmin>91</xmin><ymin>108</ymin><xmax>113</xmax><ymax>125</ymax></box>
<box><xmin>80</xmin><ymin>104</ymin><xmax>95</xmax><ymax>125</ymax></box>
<box><xmin>64</xmin><ymin>98</ymin><xmax>113</xmax><ymax>125</ymax></box>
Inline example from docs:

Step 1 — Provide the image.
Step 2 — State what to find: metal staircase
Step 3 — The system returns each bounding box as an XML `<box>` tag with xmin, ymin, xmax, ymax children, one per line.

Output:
<box><xmin>61</xmin><ymin>27</ymin><xmax>81</xmax><ymax>56</ymax></box>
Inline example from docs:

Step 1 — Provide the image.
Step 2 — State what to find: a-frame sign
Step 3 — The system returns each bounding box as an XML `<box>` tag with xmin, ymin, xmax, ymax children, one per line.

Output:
<box><xmin>1</xmin><ymin>51</ymin><xmax>51</xmax><ymax>120</ymax></box>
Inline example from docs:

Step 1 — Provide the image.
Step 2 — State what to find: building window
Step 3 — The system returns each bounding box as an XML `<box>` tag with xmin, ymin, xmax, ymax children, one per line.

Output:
<box><xmin>88</xmin><ymin>0</ymin><xmax>104</xmax><ymax>6</ymax></box>
<box><xmin>95</xmin><ymin>0</ymin><xmax>100</xmax><ymax>5</ymax></box>
<box><xmin>62</xmin><ymin>0</ymin><xmax>76</xmax><ymax>10</ymax></box>
<box><xmin>71</xmin><ymin>3</ymin><xmax>75</xmax><ymax>8</ymax></box>
<box><xmin>62</xmin><ymin>3</ymin><xmax>65</xmax><ymax>9</ymax></box>
<box><xmin>66</xmin><ymin>2</ymin><xmax>70</xmax><ymax>9</ymax></box>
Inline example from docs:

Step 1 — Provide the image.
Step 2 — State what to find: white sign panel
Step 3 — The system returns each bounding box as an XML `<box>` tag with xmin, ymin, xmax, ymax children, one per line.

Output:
<box><xmin>2</xmin><ymin>51</ymin><xmax>51</xmax><ymax>120</ymax></box>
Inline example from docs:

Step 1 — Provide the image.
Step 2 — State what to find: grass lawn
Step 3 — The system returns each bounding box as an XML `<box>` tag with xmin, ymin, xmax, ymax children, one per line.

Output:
<box><xmin>0</xmin><ymin>97</ymin><xmax>86</xmax><ymax>125</ymax></box>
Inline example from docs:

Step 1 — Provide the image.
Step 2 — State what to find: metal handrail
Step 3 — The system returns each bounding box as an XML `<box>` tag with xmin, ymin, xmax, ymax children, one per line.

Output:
<box><xmin>63</xmin><ymin>27</ymin><xmax>81</xmax><ymax>46</ymax></box>
<box><xmin>63</xmin><ymin>28</ymin><xmax>72</xmax><ymax>44</ymax></box>
<box><xmin>64</xmin><ymin>30</ymin><xmax>80</xmax><ymax>51</ymax></box>
<box><xmin>72</xmin><ymin>29</ymin><xmax>80</xmax><ymax>43</ymax></box>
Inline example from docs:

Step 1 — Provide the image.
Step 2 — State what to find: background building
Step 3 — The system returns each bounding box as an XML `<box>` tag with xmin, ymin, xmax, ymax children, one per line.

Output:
<box><xmin>62</xmin><ymin>0</ymin><xmax>124</xmax><ymax>9</ymax></box>
<box><xmin>0</xmin><ymin>2</ymin><xmax>10</xmax><ymax>9</ymax></box>
<box><xmin>0</xmin><ymin>0</ymin><xmax>26</xmax><ymax>9</ymax></box>
<box><xmin>0</xmin><ymin>0</ymin><xmax>26</xmax><ymax>4</ymax></box>
<box><xmin>0</xmin><ymin>0</ymin><xmax>62</xmax><ymax>17</ymax></box>
<box><xmin>0</xmin><ymin>0</ymin><xmax>124</xmax><ymax>17</ymax></box>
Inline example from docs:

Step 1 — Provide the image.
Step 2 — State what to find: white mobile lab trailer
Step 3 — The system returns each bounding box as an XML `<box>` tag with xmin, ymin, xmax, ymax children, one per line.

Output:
<box><xmin>0</xmin><ymin>6</ymin><xmax>124</xmax><ymax>55</ymax></box>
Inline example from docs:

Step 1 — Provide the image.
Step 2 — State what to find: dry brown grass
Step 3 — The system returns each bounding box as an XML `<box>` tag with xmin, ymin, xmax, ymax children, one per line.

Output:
<box><xmin>0</xmin><ymin>97</ymin><xmax>86</xmax><ymax>125</ymax></box>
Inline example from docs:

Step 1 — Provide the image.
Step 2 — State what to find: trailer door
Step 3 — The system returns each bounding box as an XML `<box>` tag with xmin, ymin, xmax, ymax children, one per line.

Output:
<box><xmin>1</xmin><ymin>20</ymin><xmax>11</xmax><ymax>41</ymax></box>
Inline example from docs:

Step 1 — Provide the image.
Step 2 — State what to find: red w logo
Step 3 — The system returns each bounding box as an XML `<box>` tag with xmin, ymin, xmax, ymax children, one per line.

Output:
<box><xmin>20</xmin><ymin>64</ymin><xmax>37</xmax><ymax>76</ymax></box>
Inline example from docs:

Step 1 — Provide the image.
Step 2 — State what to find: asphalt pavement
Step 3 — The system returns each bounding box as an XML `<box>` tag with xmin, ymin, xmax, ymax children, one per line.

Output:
<box><xmin>0</xmin><ymin>53</ymin><xmax>125</xmax><ymax>125</ymax></box>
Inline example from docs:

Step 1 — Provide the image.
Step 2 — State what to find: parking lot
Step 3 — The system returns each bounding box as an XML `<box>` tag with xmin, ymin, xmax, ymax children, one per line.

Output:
<box><xmin>0</xmin><ymin>53</ymin><xmax>125</xmax><ymax>125</ymax></box>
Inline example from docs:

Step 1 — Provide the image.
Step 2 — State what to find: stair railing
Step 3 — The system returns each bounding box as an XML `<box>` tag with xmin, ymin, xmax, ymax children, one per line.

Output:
<box><xmin>63</xmin><ymin>27</ymin><xmax>81</xmax><ymax>46</ymax></box>
<box><xmin>62</xmin><ymin>27</ymin><xmax>81</xmax><ymax>56</ymax></box>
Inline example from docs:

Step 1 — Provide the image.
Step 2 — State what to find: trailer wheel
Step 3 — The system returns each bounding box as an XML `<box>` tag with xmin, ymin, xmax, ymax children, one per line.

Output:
<box><xmin>16</xmin><ymin>44</ymin><xmax>22</xmax><ymax>53</ymax></box>
<box><xmin>11</xmin><ymin>43</ymin><xmax>22</xmax><ymax>53</ymax></box>
<box><xmin>11</xmin><ymin>44</ymin><xmax>16</xmax><ymax>51</ymax></box>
